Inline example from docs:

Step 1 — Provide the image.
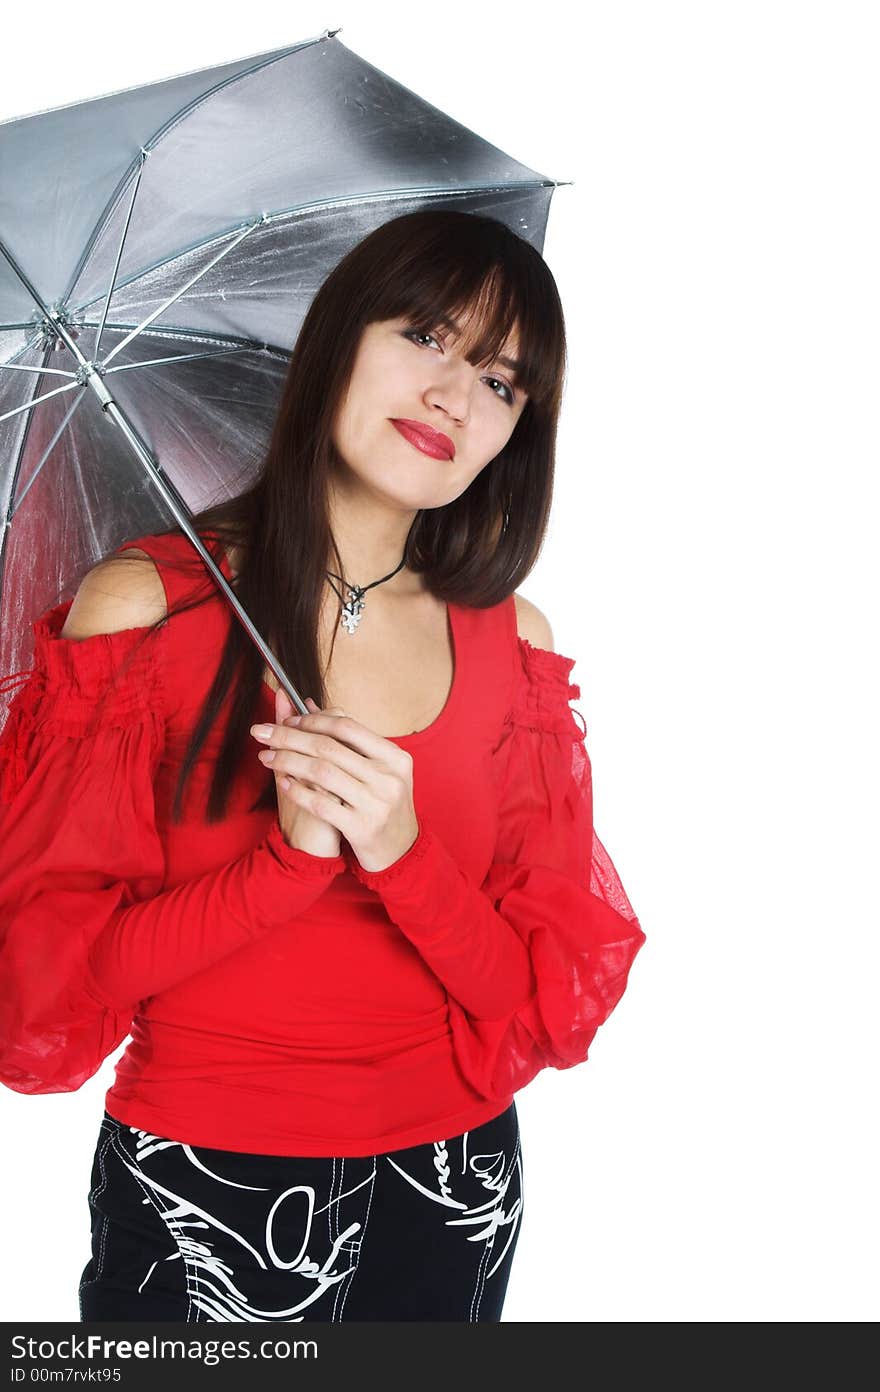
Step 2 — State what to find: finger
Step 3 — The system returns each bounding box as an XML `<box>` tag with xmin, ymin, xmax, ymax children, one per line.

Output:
<box><xmin>306</xmin><ymin>696</ymin><xmax>348</xmax><ymax>718</ymax></box>
<box><xmin>290</xmin><ymin>709</ymin><xmax>395</xmax><ymax>763</ymax></box>
<box><xmin>280</xmin><ymin>776</ymin><xmax>345</xmax><ymax>806</ymax></box>
<box><xmin>276</xmin><ymin>693</ymin><xmax>347</xmax><ymax>802</ymax></box>
<box><xmin>277</xmin><ymin>685</ymin><xmax>308</xmax><ymax>725</ymax></box>
<box><xmin>259</xmin><ymin>725</ymin><xmax>373</xmax><ymax>791</ymax></box>
<box><xmin>278</xmin><ymin>767</ymin><xmax>343</xmax><ymax>804</ymax></box>
<box><xmin>263</xmin><ymin>746</ymin><xmax>362</xmax><ymax>806</ymax></box>
<box><xmin>254</xmin><ymin>698</ymin><xmax>374</xmax><ymax>781</ymax></box>
<box><xmin>278</xmin><ymin>776</ymin><xmax>353</xmax><ymax>837</ymax></box>
<box><xmin>306</xmin><ymin>705</ymin><xmax>348</xmax><ymax>798</ymax></box>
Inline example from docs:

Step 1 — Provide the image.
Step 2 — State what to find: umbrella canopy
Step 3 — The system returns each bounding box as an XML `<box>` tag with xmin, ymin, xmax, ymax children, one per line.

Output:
<box><xmin>0</xmin><ymin>27</ymin><xmax>561</xmax><ymax>720</ymax></box>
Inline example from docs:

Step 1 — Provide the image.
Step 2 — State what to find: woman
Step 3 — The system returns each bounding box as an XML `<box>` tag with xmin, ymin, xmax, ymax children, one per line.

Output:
<box><xmin>0</xmin><ymin>209</ymin><xmax>645</xmax><ymax>1322</ymax></box>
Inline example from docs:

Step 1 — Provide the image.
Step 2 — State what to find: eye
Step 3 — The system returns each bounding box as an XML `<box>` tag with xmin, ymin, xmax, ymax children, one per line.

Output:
<box><xmin>402</xmin><ymin>328</ymin><xmax>441</xmax><ymax>350</ymax></box>
<box><xmin>484</xmin><ymin>376</ymin><xmax>515</xmax><ymax>405</ymax></box>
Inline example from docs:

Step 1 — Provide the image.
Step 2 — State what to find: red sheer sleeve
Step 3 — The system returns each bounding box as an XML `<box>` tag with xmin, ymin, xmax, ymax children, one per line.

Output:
<box><xmin>347</xmin><ymin>637</ymin><xmax>646</xmax><ymax>1103</ymax></box>
<box><xmin>445</xmin><ymin>639</ymin><xmax>645</xmax><ymax>1101</ymax></box>
<box><xmin>0</xmin><ymin>602</ymin><xmax>345</xmax><ymax>1096</ymax></box>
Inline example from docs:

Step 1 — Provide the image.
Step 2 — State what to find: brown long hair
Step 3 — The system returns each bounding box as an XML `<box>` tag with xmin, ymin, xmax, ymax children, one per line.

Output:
<box><xmin>109</xmin><ymin>208</ymin><xmax>568</xmax><ymax>823</ymax></box>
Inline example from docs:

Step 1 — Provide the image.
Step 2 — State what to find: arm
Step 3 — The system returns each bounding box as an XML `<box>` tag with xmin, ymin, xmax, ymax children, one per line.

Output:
<box><xmin>0</xmin><ymin>575</ymin><xmax>343</xmax><ymax>1094</ymax></box>
<box><xmin>348</xmin><ymin>820</ymin><xmax>537</xmax><ymax>1020</ymax></box>
<box><xmin>346</xmin><ymin>602</ymin><xmax>645</xmax><ymax>1101</ymax></box>
<box><xmin>343</xmin><ymin>595</ymin><xmax>566</xmax><ymax>1021</ymax></box>
<box><xmin>85</xmin><ymin>823</ymin><xmax>344</xmax><ymax>1009</ymax></box>
<box><xmin>55</xmin><ymin>558</ymin><xmax>345</xmax><ymax>1007</ymax></box>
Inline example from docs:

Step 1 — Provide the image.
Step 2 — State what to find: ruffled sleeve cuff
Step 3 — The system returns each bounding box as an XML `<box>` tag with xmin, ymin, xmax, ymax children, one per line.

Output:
<box><xmin>343</xmin><ymin>817</ymin><xmax>434</xmax><ymax>889</ymax></box>
<box><xmin>0</xmin><ymin>599</ymin><xmax>166</xmax><ymax>802</ymax></box>
<box><xmin>265</xmin><ymin>815</ymin><xmax>347</xmax><ymax>879</ymax></box>
<box><xmin>511</xmin><ymin>638</ymin><xmax>588</xmax><ymax>737</ymax></box>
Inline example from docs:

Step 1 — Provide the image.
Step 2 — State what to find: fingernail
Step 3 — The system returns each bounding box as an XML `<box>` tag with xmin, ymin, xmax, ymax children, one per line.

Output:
<box><xmin>251</xmin><ymin>725</ymin><xmax>273</xmax><ymax>739</ymax></box>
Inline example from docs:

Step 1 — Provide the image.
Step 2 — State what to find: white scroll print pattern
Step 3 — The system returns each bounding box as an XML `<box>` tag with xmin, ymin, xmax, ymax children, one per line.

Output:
<box><xmin>107</xmin><ymin>1125</ymin><xmax>374</xmax><ymax>1321</ymax></box>
<box><xmin>94</xmin><ymin>1118</ymin><xmax>522</xmax><ymax>1322</ymax></box>
<box><xmin>387</xmin><ymin>1128</ymin><xmax>524</xmax><ymax>1294</ymax></box>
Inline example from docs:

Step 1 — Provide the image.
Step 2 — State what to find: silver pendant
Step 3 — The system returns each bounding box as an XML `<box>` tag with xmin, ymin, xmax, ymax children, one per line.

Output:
<box><xmin>340</xmin><ymin>585</ymin><xmax>366</xmax><ymax>634</ymax></box>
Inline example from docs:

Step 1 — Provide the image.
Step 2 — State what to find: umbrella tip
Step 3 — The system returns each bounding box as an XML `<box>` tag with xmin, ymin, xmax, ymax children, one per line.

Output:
<box><xmin>321</xmin><ymin>27</ymin><xmax>343</xmax><ymax>40</ymax></box>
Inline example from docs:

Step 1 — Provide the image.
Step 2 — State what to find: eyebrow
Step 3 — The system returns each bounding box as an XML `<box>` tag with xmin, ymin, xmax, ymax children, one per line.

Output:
<box><xmin>437</xmin><ymin>314</ymin><xmax>523</xmax><ymax>377</ymax></box>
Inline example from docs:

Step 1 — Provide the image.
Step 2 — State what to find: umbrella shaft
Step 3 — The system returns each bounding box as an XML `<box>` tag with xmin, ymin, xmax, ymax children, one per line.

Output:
<box><xmin>89</xmin><ymin>385</ymin><xmax>308</xmax><ymax>717</ymax></box>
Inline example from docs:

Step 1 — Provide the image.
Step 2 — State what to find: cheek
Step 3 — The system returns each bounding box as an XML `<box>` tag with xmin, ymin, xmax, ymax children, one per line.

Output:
<box><xmin>477</xmin><ymin>400</ymin><xmax>520</xmax><ymax>454</ymax></box>
<box><xmin>350</xmin><ymin>355</ymin><xmax>401</xmax><ymax>418</ymax></box>
<box><xmin>334</xmin><ymin>382</ymin><xmax>372</xmax><ymax>444</ymax></box>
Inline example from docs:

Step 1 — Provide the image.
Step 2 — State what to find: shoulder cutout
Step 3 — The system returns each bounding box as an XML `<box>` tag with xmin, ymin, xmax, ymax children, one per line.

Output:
<box><xmin>513</xmin><ymin>592</ymin><xmax>554</xmax><ymax>651</ymax></box>
<box><xmin>60</xmin><ymin>550</ymin><xmax>167</xmax><ymax>640</ymax></box>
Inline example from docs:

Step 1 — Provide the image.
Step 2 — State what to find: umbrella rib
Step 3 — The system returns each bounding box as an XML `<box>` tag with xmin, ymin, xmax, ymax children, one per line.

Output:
<box><xmin>103</xmin><ymin>345</ymin><xmax>255</xmax><ymax>374</ymax></box>
<box><xmin>77</xmin><ymin>321</ymin><xmax>266</xmax><ymax>351</ymax></box>
<box><xmin>60</xmin><ymin>31</ymin><xmax>331</xmax><ymax>311</ymax></box>
<box><xmin>71</xmin><ymin>181</ymin><xmax>555</xmax><ymax>321</ymax></box>
<box><xmin>94</xmin><ymin>148</ymin><xmax>149</xmax><ymax>364</ymax></box>
<box><xmin>100</xmin><ymin>219</ymin><xmax>263</xmax><ymax>368</ymax></box>
<box><xmin>0</xmin><ymin>363</ymin><xmax>77</xmax><ymax>378</ymax></box>
<box><xmin>0</xmin><ymin>379</ymin><xmax>80</xmax><ymax>424</ymax></box>
<box><xmin>8</xmin><ymin>388</ymin><xmax>87</xmax><ymax>521</ymax></box>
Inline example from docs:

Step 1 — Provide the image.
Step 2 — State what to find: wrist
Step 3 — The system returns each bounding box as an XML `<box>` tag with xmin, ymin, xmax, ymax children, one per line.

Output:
<box><xmin>346</xmin><ymin>818</ymin><xmax>433</xmax><ymax>888</ymax></box>
<box><xmin>265</xmin><ymin>815</ymin><xmax>347</xmax><ymax>877</ymax></box>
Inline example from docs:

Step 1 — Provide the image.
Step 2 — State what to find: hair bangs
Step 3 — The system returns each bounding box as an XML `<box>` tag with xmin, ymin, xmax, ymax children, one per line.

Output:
<box><xmin>374</xmin><ymin>250</ymin><xmax>561</xmax><ymax>409</ymax></box>
<box><xmin>439</xmin><ymin>263</ymin><xmax>563</xmax><ymax>410</ymax></box>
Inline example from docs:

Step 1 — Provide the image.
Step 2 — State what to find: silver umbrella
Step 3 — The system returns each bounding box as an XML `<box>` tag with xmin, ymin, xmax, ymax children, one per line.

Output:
<box><xmin>0</xmin><ymin>27</ymin><xmax>563</xmax><ymax>720</ymax></box>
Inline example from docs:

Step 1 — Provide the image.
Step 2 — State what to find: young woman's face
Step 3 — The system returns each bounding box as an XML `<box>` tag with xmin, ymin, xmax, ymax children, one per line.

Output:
<box><xmin>331</xmin><ymin>312</ymin><xmax>529</xmax><ymax>508</ymax></box>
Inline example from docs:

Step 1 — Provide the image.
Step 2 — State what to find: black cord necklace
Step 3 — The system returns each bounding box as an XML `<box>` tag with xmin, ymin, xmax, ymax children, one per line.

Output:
<box><xmin>324</xmin><ymin>556</ymin><xmax>408</xmax><ymax>634</ymax></box>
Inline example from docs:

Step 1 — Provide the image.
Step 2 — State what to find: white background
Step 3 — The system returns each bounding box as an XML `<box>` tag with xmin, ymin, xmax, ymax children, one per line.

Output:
<box><xmin>1</xmin><ymin>0</ymin><xmax>877</xmax><ymax>1323</ymax></box>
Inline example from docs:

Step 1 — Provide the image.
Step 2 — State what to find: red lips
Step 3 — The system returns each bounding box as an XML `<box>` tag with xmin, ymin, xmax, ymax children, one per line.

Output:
<box><xmin>390</xmin><ymin>419</ymin><xmax>455</xmax><ymax>460</ymax></box>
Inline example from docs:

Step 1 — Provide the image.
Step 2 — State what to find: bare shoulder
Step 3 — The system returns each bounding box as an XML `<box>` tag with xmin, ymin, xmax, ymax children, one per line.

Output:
<box><xmin>513</xmin><ymin>592</ymin><xmax>555</xmax><ymax>651</ymax></box>
<box><xmin>60</xmin><ymin>548</ymin><xmax>167</xmax><ymax>640</ymax></box>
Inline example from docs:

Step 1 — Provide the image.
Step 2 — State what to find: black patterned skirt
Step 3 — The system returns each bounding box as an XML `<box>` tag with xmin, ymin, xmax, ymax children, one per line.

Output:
<box><xmin>78</xmin><ymin>1102</ymin><xmax>523</xmax><ymax>1322</ymax></box>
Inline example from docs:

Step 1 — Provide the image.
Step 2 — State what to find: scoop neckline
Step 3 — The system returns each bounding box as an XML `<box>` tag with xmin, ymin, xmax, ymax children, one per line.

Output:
<box><xmin>209</xmin><ymin>534</ymin><xmax>463</xmax><ymax>747</ymax></box>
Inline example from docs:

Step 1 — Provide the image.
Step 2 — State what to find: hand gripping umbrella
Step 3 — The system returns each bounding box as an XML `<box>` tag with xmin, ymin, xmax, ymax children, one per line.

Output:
<box><xmin>0</xmin><ymin>27</ymin><xmax>564</xmax><ymax>723</ymax></box>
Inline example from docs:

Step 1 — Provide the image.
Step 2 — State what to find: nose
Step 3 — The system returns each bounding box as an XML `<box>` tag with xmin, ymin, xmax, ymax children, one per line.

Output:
<box><xmin>424</xmin><ymin>357</ymin><xmax>477</xmax><ymax>425</ymax></box>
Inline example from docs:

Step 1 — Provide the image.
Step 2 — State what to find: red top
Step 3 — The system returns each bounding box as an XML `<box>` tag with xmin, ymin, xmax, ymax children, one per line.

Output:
<box><xmin>0</xmin><ymin>529</ymin><xmax>645</xmax><ymax>1156</ymax></box>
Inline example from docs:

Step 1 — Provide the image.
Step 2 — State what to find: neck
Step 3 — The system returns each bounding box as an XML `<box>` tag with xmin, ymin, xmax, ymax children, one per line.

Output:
<box><xmin>221</xmin><ymin>487</ymin><xmax>426</xmax><ymax>597</ymax></box>
<box><xmin>325</xmin><ymin>481</ymin><xmax>419</xmax><ymax>594</ymax></box>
